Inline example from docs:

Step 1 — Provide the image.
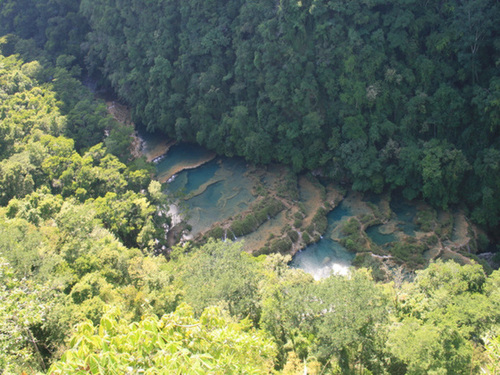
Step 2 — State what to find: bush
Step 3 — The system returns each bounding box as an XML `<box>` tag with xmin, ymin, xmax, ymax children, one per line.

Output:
<box><xmin>207</xmin><ymin>226</ymin><xmax>225</xmax><ymax>240</ymax></box>
<box><xmin>288</xmin><ymin>230</ymin><xmax>299</xmax><ymax>243</ymax></box>
<box><xmin>415</xmin><ymin>208</ymin><xmax>437</xmax><ymax>232</ymax></box>
<box><xmin>229</xmin><ymin>198</ymin><xmax>285</xmax><ymax>237</ymax></box>
<box><xmin>312</xmin><ymin>208</ymin><xmax>328</xmax><ymax>234</ymax></box>
<box><xmin>276</xmin><ymin>169</ymin><xmax>299</xmax><ymax>200</ymax></box>
<box><xmin>424</xmin><ymin>234</ymin><xmax>439</xmax><ymax>246</ymax></box>
<box><xmin>294</xmin><ymin>212</ymin><xmax>304</xmax><ymax>220</ymax></box>
<box><xmin>270</xmin><ymin>238</ymin><xmax>293</xmax><ymax>254</ymax></box>
<box><xmin>255</xmin><ymin>246</ymin><xmax>271</xmax><ymax>256</ymax></box>
<box><xmin>352</xmin><ymin>253</ymin><xmax>386</xmax><ymax>281</ymax></box>
<box><xmin>477</xmin><ymin>233</ymin><xmax>490</xmax><ymax>251</ymax></box>
<box><xmin>389</xmin><ymin>241</ymin><xmax>427</xmax><ymax>267</ymax></box>
<box><xmin>230</xmin><ymin>214</ymin><xmax>258</xmax><ymax>237</ymax></box>
<box><xmin>342</xmin><ymin>218</ymin><xmax>361</xmax><ymax>236</ymax></box>
<box><xmin>302</xmin><ymin>232</ymin><xmax>311</xmax><ymax>244</ymax></box>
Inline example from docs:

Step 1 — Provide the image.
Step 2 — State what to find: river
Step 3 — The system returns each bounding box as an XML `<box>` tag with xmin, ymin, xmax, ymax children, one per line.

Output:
<box><xmin>140</xmin><ymin>133</ymin><xmax>482</xmax><ymax>278</ymax></box>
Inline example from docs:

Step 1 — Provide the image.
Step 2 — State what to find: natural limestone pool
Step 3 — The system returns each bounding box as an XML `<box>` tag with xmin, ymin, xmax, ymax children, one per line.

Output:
<box><xmin>290</xmin><ymin>201</ymin><xmax>355</xmax><ymax>279</ymax></box>
<box><xmin>159</xmin><ymin>145</ymin><xmax>256</xmax><ymax>236</ymax></box>
<box><xmin>146</xmin><ymin>139</ymin><xmax>480</xmax><ymax>279</ymax></box>
<box><xmin>365</xmin><ymin>225</ymin><xmax>398</xmax><ymax>246</ymax></box>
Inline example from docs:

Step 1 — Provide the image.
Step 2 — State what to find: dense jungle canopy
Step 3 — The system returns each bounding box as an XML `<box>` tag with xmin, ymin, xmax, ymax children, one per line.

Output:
<box><xmin>1</xmin><ymin>0</ymin><xmax>500</xmax><ymax>373</ymax></box>
<box><xmin>1</xmin><ymin>0</ymin><xmax>500</xmax><ymax>232</ymax></box>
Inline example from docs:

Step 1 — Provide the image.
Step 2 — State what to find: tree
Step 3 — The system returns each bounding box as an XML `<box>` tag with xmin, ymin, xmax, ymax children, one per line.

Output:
<box><xmin>0</xmin><ymin>257</ymin><xmax>56</xmax><ymax>373</ymax></box>
<box><xmin>260</xmin><ymin>262</ymin><xmax>388</xmax><ymax>373</ymax></box>
<box><xmin>91</xmin><ymin>190</ymin><xmax>155</xmax><ymax>248</ymax></box>
<box><xmin>173</xmin><ymin>240</ymin><xmax>262</xmax><ymax>323</ymax></box>
<box><xmin>421</xmin><ymin>140</ymin><xmax>470</xmax><ymax>208</ymax></box>
<box><xmin>387</xmin><ymin>261</ymin><xmax>500</xmax><ymax>374</ymax></box>
<box><xmin>48</xmin><ymin>303</ymin><xmax>277</xmax><ymax>374</ymax></box>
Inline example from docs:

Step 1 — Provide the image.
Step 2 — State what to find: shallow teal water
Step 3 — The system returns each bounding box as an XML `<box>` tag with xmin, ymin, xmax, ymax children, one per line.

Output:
<box><xmin>167</xmin><ymin>159</ymin><xmax>218</xmax><ymax>194</ymax></box>
<box><xmin>329</xmin><ymin>201</ymin><xmax>352</xmax><ymax>222</ymax></box>
<box><xmin>366</xmin><ymin>225</ymin><xmax>397</xmax><ymax>245</ymax></box>
<box><xmin>154</xmin><ymin>141</ymin><xmax>421</xmax><ymax>278</ymax></box>
<box><xmin>184</xmin><ymin>160</ymin><xmax>219</xmax><ymax>193</ymax></box>
<box><xmin>137</xmin><ymin>128</ymin><xmax>166</xmax><ymax>155</ymax></box>
<box><xmin>291</xmin><ymin>202</ymin><xmax>355</xmax><ymax>279</ymax></box>
<box><xmin>160</xmin><ymin>145</ymin><xmax>256</xmax><ymax>235</ymax></box>
<box><xmin>390</xmin><ymin>198</ymin><xmax>417</xmax><ymax>235</ymax></box>
<box><xmin>293</xmin><ymin>194</ymin><xmax>420</xmax><ymax>278</ymax></box>
<box><xmin>156</xmin><ymin>143</ymin><xmax>214</xmax><ymax>180</ymax></box>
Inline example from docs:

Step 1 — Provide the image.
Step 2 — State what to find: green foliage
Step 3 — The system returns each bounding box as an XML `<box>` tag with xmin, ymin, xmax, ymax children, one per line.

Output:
<box><xmin>0</xmin><ymin>0</ymin><xmax>88</xmax><ymax>59</ymax></box>
<box><xmin>270</xmin><ymin>237</ymin><xmax>293</xmax><ymax>254</ymax></box>
<box><xmin>0</xmin><ymin>53</ymin><xmax>65</xmax><ymax>161</ymax></box>
<box><xmin>387</xmin><ymin>318</ymin><xmax>474</xmax><ymax>375</ymax></box>
<box><xmin>104</xmin><ymin>122</ymin><xmax>134</xmax><ymax>162</ymax></box>
<box><xmin>287</xmin><ymin>229</ymin><xmax>299</xmax><ymax>243</ymax></box>
<box><xmin>229</xmin><ymin>197</ymin><xmax>284</xmax><ymax>238</ymax></box>
<box><xmin>229</xmin><ymin>213</ymin><xmax>259</xmax><ymax>238</ymax></box>
<box><xmin>484</xmin><ymin>334</ymin><xmax>500</xmax><ymax>374</ymax></box>
<box><xmin>388</xmin><ymin>240</ymin><xmax>428</xmax><ymax>268</ymax></box>
<box><xmin>415</xmin><ymin>207</ymin><xmax>437</xmax><ymax>232</ymax></box>
<box><xmin>204</xmin><ymin>226</ymin><xmax>225</xmax><ymax>241</ymax></box>
<box><xmin>67</xmin><ymin>0</ymin><xmax>500</xmax><ymax>231</ymax></box>
<box><xmin>311</xmin><ymin>208</ymin><xmax>328</xmax><ymax>234</ymax></box>
<box><xmin>51</xmin><ymin>68</ymin><xmax>114</xmax><ymax>151</ymax></box>
<box><xmin>0</xmin><ymin>50</ymin><xmax>178</xmax><ymax>371</ymax></box>
<box><xmin>340</xmin><ymin>218</ymin><xmax>368</xmax><ymax>253</ymax></box>
<box><xmin>2</xmin><ymin>4</ymin><xmax>500</xmax><ymax>374</ymax></box>
<box><xmin>0</xmin><ymin>257</ymin><xmax>56</xmax><ymax>373</ymax></box>
<box><xmin>421</xmin><ymin>140</ymin><xmax>470</xmax><ymax>209</ymax></box>
<box><xmin>260</xmin><ymin>264</ymin><xmax>388</xmax><ymax>373</ymax></box>
<box><xmin>352</xmin><ymin>253</ymin><xmax>386</xmax><ymax>281</ymax></box>
<box><xmin>302</xmin><ymin>231</ymin><xmax>312</xmax><ymax>245</ymax></box>
<box><xmin>91</xmin><ymin>190</ymin><xmax>155</xmax><ymax>248</ymax></box>
<box><xmin>388</xmin><ymin>261</ymin><xmax>500</xmax><ymax>374</ymax></box>
<box><xmin>173</xmin><ymin>240</ymin><xmax>262</xmax><ymax>323</ymax></box>
<box><xmin>48</xmin><ymin>304</ymin><xmax>277</xmax><ymax>374</ymax></box>
<box><xmin>342</xmin><ymin>218</ymin><xmax>361</xmax><ymax>236</ymax></box>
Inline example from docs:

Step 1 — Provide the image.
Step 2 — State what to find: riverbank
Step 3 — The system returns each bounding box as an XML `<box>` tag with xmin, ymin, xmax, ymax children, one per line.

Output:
<box><xmin>105</xmin><ymin>101</ymin><xmax>493</xmax><ymax>278</ymax></box>
<box><xmin>157</xmin><ymin>152</ymin><xmax>217</xmax><ymax>183</ymax></box>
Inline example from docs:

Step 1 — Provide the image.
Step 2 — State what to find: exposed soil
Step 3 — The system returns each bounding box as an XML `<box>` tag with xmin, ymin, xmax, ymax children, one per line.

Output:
<box><xmin>298</xmin><ymin>176</ymin><xmax>326</xmax><ymax>229</ymax></box>
<box><xmin>145</xmin><ymin>139</ymin><xmax>176</xmax><ymax>163</ymax></box>
<box><xmin>106</xmin><ymin>101</ymin><xmax>133</xmax><ymax>125</ymax></box>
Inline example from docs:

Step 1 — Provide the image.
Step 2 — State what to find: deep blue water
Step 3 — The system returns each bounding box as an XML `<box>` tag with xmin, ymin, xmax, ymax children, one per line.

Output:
<box><xmin>329</xmin><ymin>201</ymin><xmax>352</xmax><ymax>222</ymax></box>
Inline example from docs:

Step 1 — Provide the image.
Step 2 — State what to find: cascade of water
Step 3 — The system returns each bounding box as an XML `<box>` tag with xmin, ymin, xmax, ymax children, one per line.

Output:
<box><xmin>153</xmin><ymin>154</ymin><xmax>166</xmax><ymax>163</ymax></box>
<box><xmin>291</xmin><ymin>201</ymin><xmax>355</xmax><ymax>279</ymax></box>
<box><xmin>228</xmin><ymin>229</ymin><xmax>238</xmax><ymax>241</ymax></box>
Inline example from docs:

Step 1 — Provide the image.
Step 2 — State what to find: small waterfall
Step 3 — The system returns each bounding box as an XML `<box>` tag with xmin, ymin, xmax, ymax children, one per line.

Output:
<box><xmin>152</xmin><ymin>154</ymin><xmax>167</xmax><ymax>163</ymax></box>
<box><xmin>228</xmin><ymin>229</ymin><xmax>237</xmax><ymax>241</ymax></box>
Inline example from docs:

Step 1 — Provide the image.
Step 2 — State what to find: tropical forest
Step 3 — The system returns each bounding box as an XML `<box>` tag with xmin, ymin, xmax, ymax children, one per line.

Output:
<box><xmin>0</xmin><ymin>0</ymin><xmax>500</xmax><ymax>373</ymax></box>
